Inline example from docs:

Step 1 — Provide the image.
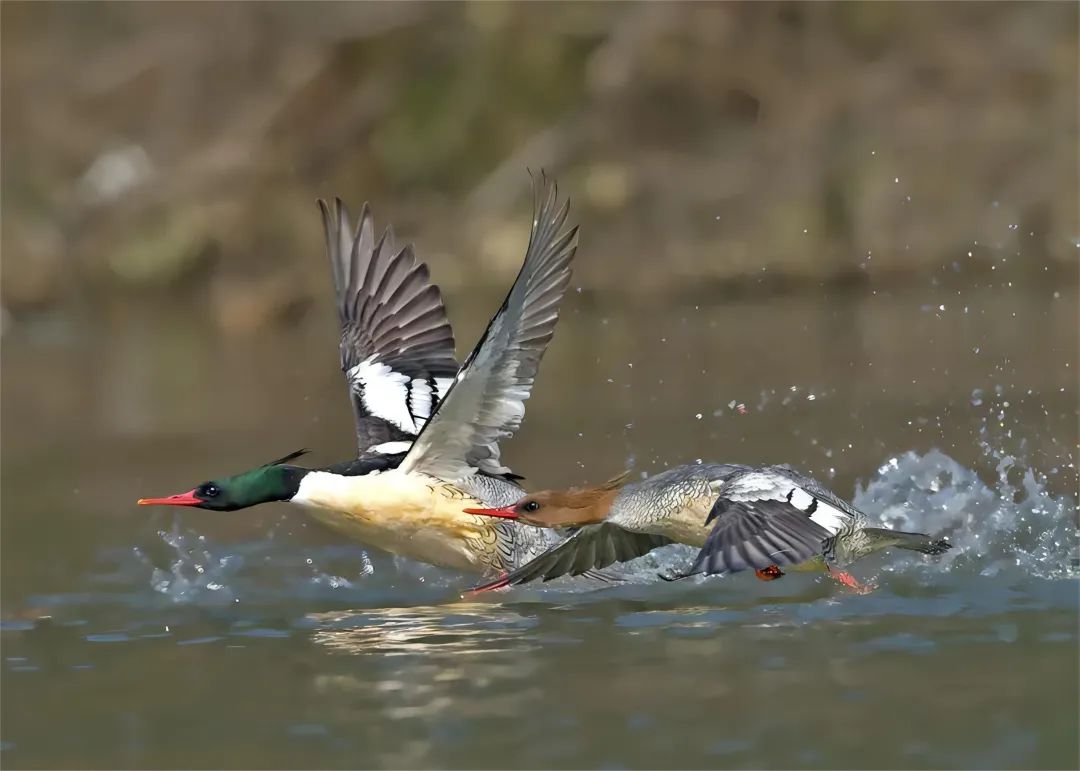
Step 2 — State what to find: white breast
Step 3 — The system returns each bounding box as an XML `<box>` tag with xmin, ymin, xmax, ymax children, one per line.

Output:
<box><xmin>290</xmin><ymin>470</ymin><xmax>497</xmax><ymax>573</ymax></box>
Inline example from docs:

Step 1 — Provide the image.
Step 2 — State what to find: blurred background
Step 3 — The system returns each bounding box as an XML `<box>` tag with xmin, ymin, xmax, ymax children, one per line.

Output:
<box><xmin>3</xmin><ymin>0</ymin><xmax>1076</xmax><ymax>475</ymax></box>
<box><xmin>1</xmin><ymin>3</ymin><xmax>1077</xmax><ymax>769</ymax></box>
<box><xmin>3</xmin><ymin>2</ymin><xmax>1076</xmax><ymax>312</ymax></box>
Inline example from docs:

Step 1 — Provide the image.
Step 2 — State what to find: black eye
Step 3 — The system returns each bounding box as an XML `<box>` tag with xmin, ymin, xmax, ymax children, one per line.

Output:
<box><xmin>201</xmin><ymin>484</ymin><xmax>220</xmax><ymax>498</ymax></box>
<box><xmin>522</xmin><ymin>500</ymin><xmax>541</xmax><ymax>513</ymax></box>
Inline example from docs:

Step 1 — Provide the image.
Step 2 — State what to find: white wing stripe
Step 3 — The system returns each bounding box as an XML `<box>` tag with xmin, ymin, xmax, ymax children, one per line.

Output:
<box><xmin>351</xmin><ymin>357</ymin><xmax>417</xmax><ymax>434</ymax></box>
<box><xmin>721</xmin><ymin>471</ymin><xmax>849</xmax><ymax>536</ymax></box>
<box><xmin>350</xmin><ymin>358</ymin><xmax>454</xmax><ymax>436</ymax></box>
<box><xmin>724</xmin><ymin>471</ymin><xmax>791</xmax><ymax>502</ymax></box>
<box><xmin>369</xmin><ymin>441</ymin><xmax>413</xmax><ymax>455</ymax></box>
<box><xmin>807</xmin><ymin>499</ymin><xmax>848</xmax><ymax>535</ymax></box>
<box><xmin>433</xmin><ymin>377</ymin><xmax>454</xmax><ymax>401</ymax></box>
<box><xmin>409</xmin><ymin>377</ymin><xmax>434</xmax><ymax>425</ymax></box>
<box><xmin>788</xmin><ymin>488</ymin><xmax>816</xmax><ymax>510</ymax></box>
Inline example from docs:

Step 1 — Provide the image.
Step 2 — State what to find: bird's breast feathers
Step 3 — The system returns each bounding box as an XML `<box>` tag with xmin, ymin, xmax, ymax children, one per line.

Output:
<box><xmin>290</xmin><ymin>470</ymin><xmax>500</xmax><ymax>572</ymax></box>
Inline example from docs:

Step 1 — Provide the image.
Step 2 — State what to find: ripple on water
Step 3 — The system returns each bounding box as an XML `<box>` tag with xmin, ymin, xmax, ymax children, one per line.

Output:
<box><xmin>85</xmin><ymin>632</ymin><xmax>132</xmax><ymax>643</ymax></box>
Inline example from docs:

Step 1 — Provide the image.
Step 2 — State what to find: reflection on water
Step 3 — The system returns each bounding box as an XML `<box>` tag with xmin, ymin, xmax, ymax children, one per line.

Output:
<box><xmin>1</xmin><ymin>285</ymin><xmax>1077</xmax><ymax>768</ymax></box>
<box><xmin>306</xmin><ymin>604</ymin><xmax>541</xmax><ymax>657</ymax></box>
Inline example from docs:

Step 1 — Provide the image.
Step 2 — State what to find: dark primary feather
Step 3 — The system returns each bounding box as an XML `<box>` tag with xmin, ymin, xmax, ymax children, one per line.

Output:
<box><xmin>317</xmin><ymin>198</ymin><xmax>458</xmax><ymax>455</ymax></box>
<box><xmin>469</xmin><ymin>524</ymin><xmax>673</xmax><ymax>591</ymax></box>
<box><xmin>683</xmin><ymin>497</ymin><xmax>832</xmax><ymax>578</ymax></box>
<box><xmin>400</xmin><ymin>173</ymin><xmax>579</xmax><ymax>480</ymax></box>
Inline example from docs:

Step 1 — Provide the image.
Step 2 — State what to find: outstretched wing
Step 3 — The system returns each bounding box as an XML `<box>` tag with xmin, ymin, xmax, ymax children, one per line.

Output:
<box><xmin>400</xmin><ymin>173</ymin><xmax>578</xmax><ymax>480</ymax></box>
<box><xmin>684</xmin><ymin>468</ymin><xmax>853</xmax><ymax>576</ymax></box>
<box><xmin>470</xmin><ymin>524</ymin><xmax>674</xmax><ymax>591</ymax></box>
<box><xmin>318</xmin><ymin>198</ymin><xmax>458</xmax><ymax>456</ymax></box>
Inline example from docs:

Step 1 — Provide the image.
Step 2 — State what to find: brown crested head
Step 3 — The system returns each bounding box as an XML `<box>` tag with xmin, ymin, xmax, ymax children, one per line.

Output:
<box><xmin>463</xmin><ymin>471</ymin><xmax>631</xmax><ymax>528</ymax></box>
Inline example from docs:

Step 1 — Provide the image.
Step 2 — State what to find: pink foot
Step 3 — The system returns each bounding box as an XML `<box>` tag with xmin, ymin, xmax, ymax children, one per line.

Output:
<box><xmin>828</xmin><ymin>570</ymin><xmax>876</xmax><ymax>595</ymax></box>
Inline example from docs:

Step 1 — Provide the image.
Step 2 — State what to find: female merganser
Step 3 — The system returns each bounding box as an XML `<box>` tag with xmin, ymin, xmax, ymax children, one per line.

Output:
<box><xmin>139</xmin><ymin>175</ymin><xmax>579</xmax><ymax>576</ymax></box>
<box><xmin>464</xmin><ymin>462</ymin><xmax>952</xmax><ymax>591</ymax></box>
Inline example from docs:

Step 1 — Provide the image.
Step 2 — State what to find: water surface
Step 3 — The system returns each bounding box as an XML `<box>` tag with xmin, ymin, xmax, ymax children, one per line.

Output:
<box><xmin>2</xmin><ymin>282</ymin><xmax>1077</xmax><ymax>769</ymax></box>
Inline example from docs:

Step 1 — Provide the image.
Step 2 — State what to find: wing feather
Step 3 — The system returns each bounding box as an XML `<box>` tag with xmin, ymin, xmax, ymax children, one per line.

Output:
<box><xmin>685</xmin><ymin>487</ymin><xmax>836</xmax><ymax>577</ymax></box>
<box><xmin>400</xmin><ymin>173</ymin><xmax>579</xmax><ymax>480</ymax></box>
<box><xmin>470</xmin><ymin>524</ymin><xmax>673</xmax><ymax>591</ymax></box>
<box><xmin>318</xmin><ymin>198</ymin><xmax>458</xmax><ymax>454</ymax></box>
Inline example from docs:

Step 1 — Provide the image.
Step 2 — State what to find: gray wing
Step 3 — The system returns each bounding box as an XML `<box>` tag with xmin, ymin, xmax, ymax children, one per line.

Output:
<box><xmin>318</xmin><ymin>198</ymin><xmax>458</xmax><ymax>456</ymax></box>
<box><xmin>684</xmin><ymin>467</ymin><xmax>852</xmax><ymax>576</ymax></box>
<box><xmin>470</xmin><ymin>524</ymin><xmax>674</xmax><ymax>591</ymax></box>
<box><xmin>399</xmin><ymin>173</ymin><xmax>578</xmax><ymax>479</ymax></box>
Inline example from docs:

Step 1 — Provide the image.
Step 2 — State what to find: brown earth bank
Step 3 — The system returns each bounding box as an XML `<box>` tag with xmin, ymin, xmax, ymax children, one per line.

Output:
<box><xmin>2</xmin><ymin>2</ymin><xmax>1077</xmax><ymax>334</ymax></box>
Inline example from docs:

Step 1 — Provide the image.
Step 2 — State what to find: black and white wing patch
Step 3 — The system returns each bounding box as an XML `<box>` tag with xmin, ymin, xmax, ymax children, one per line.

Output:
<box><xmin>318</xmin><ymin>198</ymin><xmax>459</xmax><ymax>456</ymax></box>
<box><xmin>684</xmin><ymin>469</ymin><xmax>852</xmax><ymax>577</ymax></box>
<box><xmin>400</xmin><ymin>173</ymin><xmax>578</xmax><ymax>480</ymax></box>
<box><xmin>470</xmin><ymin>524</ymin><xmax>674</xmax><ymax>592</ymax></box>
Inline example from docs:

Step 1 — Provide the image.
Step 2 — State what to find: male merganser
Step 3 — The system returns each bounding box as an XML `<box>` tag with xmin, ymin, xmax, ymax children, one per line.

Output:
<box><xmin>464</xmin><ymin>462</ymin><xmax>952</xmax><ymax>591</ymax></box>
<box><xmin>139</xmin><ymin>175</ymin><xmax>579</xmax><ymax>576</ymax></box>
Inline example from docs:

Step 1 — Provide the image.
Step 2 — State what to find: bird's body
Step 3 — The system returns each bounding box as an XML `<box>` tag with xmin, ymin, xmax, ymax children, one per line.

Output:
<box><xmin>466</xmin><ymin>462</ymin><xmax>951</xmax><ymax>591</ymax></box>
<box><xmin>139</xmin><ymin>175</ymin><xmax>578</xmax><ymax>579</ymax></box>
<box><xmin>603</xmin><ymin>463</ymin><xmax>734</xmax><ymax>546</ymax></box>
<box><xmin>292</xmin><ymin>468</ymin><xmax>558</xmax><ymax>573</ymax></box>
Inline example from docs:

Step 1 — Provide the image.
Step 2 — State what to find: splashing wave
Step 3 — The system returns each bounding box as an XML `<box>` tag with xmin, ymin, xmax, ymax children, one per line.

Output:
<box><xmin>856</xmin><ymin>449</ymin><xmax>1077</xmax><ymax>581</ymax></box>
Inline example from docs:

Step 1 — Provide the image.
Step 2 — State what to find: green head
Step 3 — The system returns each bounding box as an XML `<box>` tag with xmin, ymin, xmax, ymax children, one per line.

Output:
<box><xmin>138</xmin><ymin>450</ymin><xmax>310</xmax><ymax>511</ymax></box>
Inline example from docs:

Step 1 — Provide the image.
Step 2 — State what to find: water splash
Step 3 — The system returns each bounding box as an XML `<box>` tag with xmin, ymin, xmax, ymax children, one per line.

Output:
<box><xmin>120</xmin><ymin>516</ymin><xmax>424</xmax><ymax>609</ymax></box>
<box><xmin>125</xmin><ymin>419</ymin><xmax>1076</xmax><ymax>609</ymax></box>
<box><xmin>856</xmin><ymin>450</ymin><xmax>1078</xmax><ymax>581</ymax></box>
<box><xmin>67</xmin><ymin>375</ymin><xmax>1080</xmax><ymax>612</ymax></box>
<box><xmin>133</xmin><ymin>521</ymin><xmax>243</xmax><ymax>604</ymax></box>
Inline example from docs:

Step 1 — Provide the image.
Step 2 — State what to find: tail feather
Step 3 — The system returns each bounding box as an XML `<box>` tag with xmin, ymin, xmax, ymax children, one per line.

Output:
<box><xmin>864</xmin><ymin>527</ymin><xmax>952</xmax><ymax>556</ymax></box>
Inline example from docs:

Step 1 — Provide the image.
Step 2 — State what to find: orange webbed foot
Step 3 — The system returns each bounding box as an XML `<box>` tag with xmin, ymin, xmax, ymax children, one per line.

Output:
<box><xmin>828</xmin><ymin>570</ymin><xmax>876</xmax><ymax>595</ymax></box>
<box><xmin>755</xmin><ymin>565</ymin><xmax>785</xmax><ymax>581</ymax></box>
